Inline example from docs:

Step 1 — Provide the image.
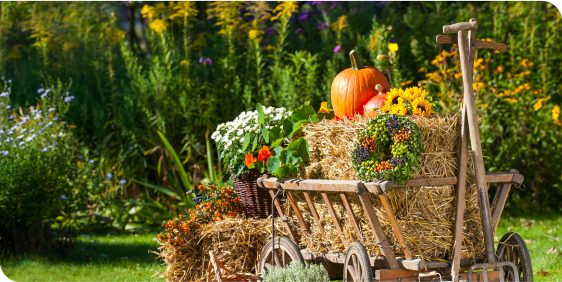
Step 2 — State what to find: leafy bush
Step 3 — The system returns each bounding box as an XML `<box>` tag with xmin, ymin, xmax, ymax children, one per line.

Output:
<box><xmin>0</xmin><ymin>78</ymin><xmax>121</xmax><ymax>253</ymax></box>
<box><xmin>262</xmin><ymin>262</ymin><xmax>330</xmax><ymax>282</ymax></box>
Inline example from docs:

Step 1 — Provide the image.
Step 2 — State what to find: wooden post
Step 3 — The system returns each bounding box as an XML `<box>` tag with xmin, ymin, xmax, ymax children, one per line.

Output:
<box><xmin>321</xmin><ymin>193</ymin><xmax>348</xmax><ymax>248</ymax></box>
<box><xmin>457</xmin><ymin>27</ymin><xmax>496</xmax><ymax>264</ymax></box>
<box><xmin>356</xmin><ymin>185</ymin><xmax>400</xmax><ymax>269</ymax></box>
<box><xmin>303</xmin><ymin>192</ymin><xmax>329</xmax><ymax>243</ymax></box>
<box><xmin>269</xmin><ymin>190</ymin><xmax>297</xmax><ymax>242</ymax></box>
<box><xmin>491</xmin><ymin>169</ymin><xmax>516</xmax><ymax>231</ymax></box>
<box><xmin>378</xmin><ymin>194</ymin><xmax>413</xmax><ymax>260</ymax></box>
<box><xmin>340</xmin><ymin>193</ymin><xmax>364</xmax><ymax>244</ymax></box>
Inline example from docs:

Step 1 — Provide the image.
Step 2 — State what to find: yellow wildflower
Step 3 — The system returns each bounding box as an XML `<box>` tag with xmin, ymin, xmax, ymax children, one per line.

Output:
<box><xmin>454</xmin><ymin>73</ymin><xmax>463</xmax><ymax>79</ymax></box>
<box><xmin>418</xmin><ymin>67</ymin><xmax>427</xmax><ymax>73</ymax></box>
<box><xmin>149</xmin><ymin>19</ymin><xmax>167</xmax><ymax>34</ymax></box>
<box><xmin>248</xmin><ymin>29</ymin><xmax>263</xmax><ymax>41</ymax></box>
<box><xmin>504</xmin><ymin>98</ymin><xmax>519</xmax><ymax>103</ymax></box>
<box><xmin>169</xmin><ymin>1</ymin><xmax>199</xmax><ymax>22</ymax></box>
<box><xmin>533</xmin><ymin>101</ymin><xmax>543</xmax><ymax>111</ymax></box>
<box><xmin>141</xmin><ymin>5</ymin><xmax>156</xmax><ymax>19</ymax></box>
<box><xmin>473</xmin><ymin>58</ymin><xmax>484</xmax><ymax>69</ymax></box>
<box><xmin>520</xmin><ymin>59</ymin><xmax>534</xmax><ymax>68</ymax></box>
<box><xmin>400</xmin><ymin>86</ymin><xmax>428</xmax><ymax>102</ymax></box>
<box><xmin>399</xmin><ymin>80</ymin><xmax>413</xmax><ymax>87</ymax></box>
<box><xmin>552</xmin><ymin>105</ymin><xmax>560</xmax><ymax>121</ymax></box>
<box><xmin>411</xmin><ymin>98</ymin><xmax>434</xmax><ymax>117</ymax></box>
<box><xmin>180</xmin><ymin>60</ymin><xmax>189</xmax><ymax>67</ymax></box>
<box><xmin>318</xmin><ymin>102</ymin><xmax>330</xmax><ymax>114</ymax></box>
<box><xmin>377</xmin><ymin>55</ymin><xmax>388</xmax><ymax>61</ymax></box>
<box><xmin>330</xmin><ymin>15</ymin><xmax>349</xmax><ymax>33</ymax></box>
<box><xmin>271</xmin><ymin>1</ymin><xmax>298</xmax><ymax>21</ymax></box>
<box><xmin>264</xmin><ymin>45</ymin><xmax>277</xmax><ymax>51</ymax></box>
<box><xmin>106</xmin><ymin>27</ymin><xmax>126</xmax><ymax>46</ymax></box>
<box><xmin>480</xmin><ymin>104</ymin><xmax>489</xmax><ymax>108</ymax></box>
<box><xmin>497</xmin><ymin>66</ymin><xmax>504</xmax><ymax>73</ymax></box>
<box><xmin>473</xmin><ymin>82</ymin><xmax>485</xmax><ymax>90</ymax></box>
<box><xmin>388</xmin><ymin>43</ymin><xmax>399</xmax><ymax>53</ymax></box>
<box><xmin>431</xmin><ymin>54</ymin><xmax>445</xmax><ymax>65</ymax></box>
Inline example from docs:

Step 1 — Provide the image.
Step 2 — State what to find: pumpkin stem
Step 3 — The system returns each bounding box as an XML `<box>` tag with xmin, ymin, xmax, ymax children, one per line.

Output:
<box><xmin>349</xmin><ymin>50</ymin><xmax>364</xmax><ymax>70</ymax></box>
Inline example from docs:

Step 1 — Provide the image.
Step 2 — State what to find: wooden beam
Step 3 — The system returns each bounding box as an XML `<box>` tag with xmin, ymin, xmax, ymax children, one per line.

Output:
<box><xmin>375</xmin><ymin>268</ymin><xmax>422</xmax><ymax>280</ymax></box>
<box><xmin>321</xmin><ymin>193</ymin><xmax>348</xmax><ymax>248</ymax></box>
<box><xmin>436</xmin><ymin>34</ymin><xmax>507</xmax><ymax>52</ymax></box>
<box><xmin>302</xmin><ymin>192</ymin><xmax>329</xmax><ymax>244</ymax></box>
<box><xmin>378</xmin><ymin>194</ymin><xmax>413</xmax><ymax>260</ymax></box>
<box><xmin>286</xmin><ymin>191</ymin><xmax>312</xmax><ymax>244</ymax></box>
<box><xmin>268</xmin><ymin>190</ymin><xmax>297</xmax><ymax>242</ymax></box>
<box><xmin>300</xmin><ymin>250</ymin><xmax>430</xmax><ymax>271</ymax></box>
<box><xmin>459</xmin><ymin>271</ymin><xmax>500</xmax><ymax>281</ymax></box>
<box><xmin>356</xmin><ymin>184</ymin><xmax>400</xmax><ymax>269</ymax></box>
<box><xmin>340</xmin><ymin>193</ymin><xmax>364</xmax><ymax>244</ymax></box>
<box><xmin>260</xmin><ymin>178</ymin><xmax>360</xmax><ymax>192</ymax></box>
<box><xmin>492</xmin><ymin>170</ymin><xmax>516</xmax><ymax>232</ymax></box>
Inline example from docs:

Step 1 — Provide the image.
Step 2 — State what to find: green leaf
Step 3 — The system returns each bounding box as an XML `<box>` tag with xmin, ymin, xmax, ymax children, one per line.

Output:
<box><xmin>266</xmin><ymin>156</ymin><xmax>281</xmax><ymax>173</ymax></box>
<box><xmin>132</xmin><ymin>179</ymin><xmax>178</xmax><ymax>198</ymax></box>
<box><xmin>283</xmin><ymin>118</ymin><xmax>294</xmax><ymax>137</ymax></box>
<box><xmin>257</xmin><ymin>103</ymin><xmax>265</xmax><ymax>124</ymax></box>
<box><xmin>291</xmin><ymin>104</ymin><xmax>318</xmax><ymax>123</ymax></box>
<box><xmin>289</xmin><ymin>121</ymin><xmax>304</xmax><ymax>138</ymax></box>
<box><xmin>260</xmin><ymin>123</ymin><xmax>269</xmax><ymax>143</ymax></box>
<box><xmin>252</xmin><ymin>136</ymin><xmax>258</xmax><ymax>151</ymax></box>
<box><xmin>275</xmin><ymin>166</ymin><xmax>291</xmax><ymax>178</ymax></box>
<box><xmin>269</xmin><ymin>126</ymin><xmax>283</xmax><ymax>141</ymax></box>
<box><xmin>289</xmin><ymin>165</ymin><xmax>298</xmax><ymax>175</ymax></box>
<box><xmin>287</xmin><ymin>138</ymin><xmax>309</xmax><ymax>161</ymax></box>
<box><xmin>273</xmin><ymin>146</ymin><xmax>283</xmax><ymax>156</ymax></box>
<box><xmin>287</xmin><ymin>155</ymin><xmax>302</xmax><ymax>166</ymax></box>
<box><xmin>157</xmin><ymin>131</ymin><xmax>195</xmax><ymax>207</ymax></box>
<box><xmin>243</xmin><ymin>133</ymin><xmax>251</xmax><ymax>150</ymax></box>
<box><xmin>279</xmin><ymin>150</ymin><xmax>291</xmax><ymax>164</ymax></box>
<box><xmin>270</xmin><ymin>138</ymin><xmax>283</xmax><ymax>149</ymax></box>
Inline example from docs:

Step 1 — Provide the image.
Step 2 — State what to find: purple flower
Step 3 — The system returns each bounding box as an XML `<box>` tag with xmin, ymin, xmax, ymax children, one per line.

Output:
<box><xmin>89</xmin><ymin>160</ymin><xmax>94</xmax><ymax>163</ymax></box>
<box><xmin>203</xmin><ymin>58</ymin><xmax>212</xmax><ymax>65</ymax></box>
<box><xmin>129</xmin><ymin>146</ymin><xmax>133</xmax><ymax>150</ymax></box>
<box><xmin>298</xmin><ymin>12</ymin><xmax>308</xmax><ymax>22</ymax></box>
<box><xmin>119</xmin><ymin>179</ymin><xmax>127</xmax><ymax>185</ymax></box>
<box><xmin>7</xmin><ymin>79</ymin><xmax>11</xmax><ymax>83</ymax></box>
<box><xmin>199</xmin><ymin>57</ymin><xmax>204</xmax><ymax>63</ymax></box>
<box><xmin>37</xmin><ymin>88</ymin><xmax>44</xmax><ymax>94</ymax></box>
<box><xmin>79</xmin><ymin>156</ymin><xmax>83</xmax><ymax>159</ymax></box>
<box><xmin>311</xmin><ymin>1</ymin><xmax>322</xmax><ymax>5</ymax></box>
<box><xmin>390</xmin><ymin>37</ymin><xmax>397</xmax><ymax>43</ymax></box>
<box><xmin>52</xmin><ymin>117</ymin><xmax>58</xmax><ymax>121</ymax></box>
<box><xmin>42</xmin><ymin>148</ymin><xmax>48</xmax><ymax>152</ymax></box>
<box><xmin>333</xmin><ymin>45</ymin><xmax>341</xmax><ymax>53</ymax></box>
<box><xmin>106</xmin><ymin>173</ymin><xmax>113</xmax><ymax>179</ymax></box>
<box><xmin>265</xmin><ymin>28</ymin><xmax>275</xmax><ymax>36</ymax></box>
<box><xmin>317</xmin><ymin>23</ymin><xmax>328</xmax><ymax>30</ymax></box>
<box><xmin>353</xmin><ymin>8</ymin><xmax>357</xmax><ymax>15</ymax></box>
<box><xmin>48</xmin><ymin>108</ymin><xmax>55</xmax><ymax>112</ymax></box>
<box><xmin>324</xmin><ymin>12</ymin><xmax>328</xmax><ymax>16</ymax></box>
<box><xmin>0</xmin><ymin>92</ymin><xmax>8</xmax><ymax>97</ymax></box>
<box><xmin>64</xmin><ymin>96</ymin><xmax>74</xmax><ymax>103</ymax></box>
<box><xmin>6</xmin><ymin>105</ymin><xmax>11</xmax><ymax>109</ymax></box>
<box><xmin>61</xmin><ymin>195</ymin><xmax>67</xmax><ymax>200</ymax></box>
<box><xmin>65</xmin><ymin>91</ymin><xmax>69</xmax><ymax>95</ymax></box>
<box><xmin>379</xmin><ymin>1</ymin><xmax>388</xmax><ymax>8</ymax></box>
<box><xmin>295</xmin><ymin>27</ymin><xmax>303</xmax><ymax>34</ymax></box>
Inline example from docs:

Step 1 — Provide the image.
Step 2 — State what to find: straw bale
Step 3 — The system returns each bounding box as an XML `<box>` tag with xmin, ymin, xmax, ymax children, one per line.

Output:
<box><xmin>152</xmin><ymin>217</ymin><xmax>293</xmax><ymax>282</ymax></box>
<box><xmin>284</xmin><ymin>112</ymin><xmax>485</xmax><ymax>261</ymax></box>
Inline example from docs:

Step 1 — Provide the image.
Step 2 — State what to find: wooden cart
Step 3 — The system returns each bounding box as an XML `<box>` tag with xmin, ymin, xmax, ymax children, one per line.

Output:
<box><xmin>255</xmin><ymin>19</ymin><xmax>533</xmax><ymax>282</ymax></box>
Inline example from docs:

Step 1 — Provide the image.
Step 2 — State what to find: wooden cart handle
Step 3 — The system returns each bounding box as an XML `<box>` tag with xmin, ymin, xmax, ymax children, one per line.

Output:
<box><xmin>436</xmin><ymin>35</ymin><xmax>507</xmax><ymax>52</ymax></box>
<box><xmin>443</xmin><ymin>21</ymin><xmax>478</xmax><ymax>34</ymax></box>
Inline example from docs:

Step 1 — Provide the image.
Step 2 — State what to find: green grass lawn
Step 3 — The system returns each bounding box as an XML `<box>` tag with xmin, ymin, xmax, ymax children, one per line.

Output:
<box><xmin>0</xmin><ymin>232</ymin><xmax>166</xmax><ymax>282</ymax></box>
<box><xmin>1</xmin><ymin>213</ymin><xmax>561</xmax><ymax>281</ymax></box>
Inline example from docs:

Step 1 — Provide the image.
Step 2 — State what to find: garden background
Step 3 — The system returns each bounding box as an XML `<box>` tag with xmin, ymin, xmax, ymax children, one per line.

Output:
<box><xmin>0</xmin><ymin>1</ymin><xmax>561</xmax><ymax>281</ymax></box>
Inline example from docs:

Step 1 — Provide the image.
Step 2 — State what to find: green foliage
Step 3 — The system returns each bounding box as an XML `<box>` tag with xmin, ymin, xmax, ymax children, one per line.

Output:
<box><xmin>262</xmin><ymin>261</ymin><xmax>330</xmax><ymax>282</ymax></box>
<box><xmin>352</xmin><ymin>114</ymin><xmax>423</xmax><ymax>184</ymax></box>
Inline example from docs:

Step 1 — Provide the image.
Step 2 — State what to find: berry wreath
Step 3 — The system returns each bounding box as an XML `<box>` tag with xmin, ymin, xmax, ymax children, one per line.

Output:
<box><xmin>351</xmin><ymin>113</ymin><xmax>424</xmax><ymax>185</ymax></box>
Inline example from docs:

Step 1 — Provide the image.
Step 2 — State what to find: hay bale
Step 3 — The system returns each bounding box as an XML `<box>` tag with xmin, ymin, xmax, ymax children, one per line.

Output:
<box><xmin>152</xmin><ymin>217</ymin><xmax>293</xmax><ymax>282</ymax></box>
<box><xmin>286</xmin><ymin>112</ymin><xmax>485</xmax><ymax>261</ymax></box>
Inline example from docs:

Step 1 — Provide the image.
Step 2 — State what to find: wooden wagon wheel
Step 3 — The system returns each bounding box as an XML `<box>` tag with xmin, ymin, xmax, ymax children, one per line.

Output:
<box><xmin>496</xmin><ymin>232</ymin><xmax>533</xmax><ymax>282</ymax></box>
<box><xmin>258</xmin><ymin>236</ymin><xmax>304</xmax><ymax>275</ymax></box>
<box><xmin>344</xmin><ymin>241</ymin><xmax>373</xmax><ymax>282</ymax></box>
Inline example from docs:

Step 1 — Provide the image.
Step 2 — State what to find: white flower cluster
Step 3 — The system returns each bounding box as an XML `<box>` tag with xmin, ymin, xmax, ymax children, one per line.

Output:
<box><xmin>211</xmin><ymin>106</ymin><xmax>291</xmax><ymax>151</ymax></box>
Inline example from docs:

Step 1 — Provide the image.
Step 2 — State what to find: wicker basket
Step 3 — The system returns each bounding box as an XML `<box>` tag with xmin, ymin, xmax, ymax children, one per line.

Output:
<box><xmin>232</xmin><ymin>169</ymin><xmax>272</xmax><ymax>219</ymax></box>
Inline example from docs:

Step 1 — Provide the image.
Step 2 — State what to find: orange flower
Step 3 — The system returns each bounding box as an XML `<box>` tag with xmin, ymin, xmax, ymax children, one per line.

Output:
<box><xmin>245</xmin><ymin>152</ymin><xmax>257</xmax><ymax>168</ymax></box>
<box><xmin>317</xmin><ymin>102</ymin><xmax>330</xmax><ymax>113</ymax></box>
<box><xmin>258</xmin><ymin>146</ymin><xmax>272</xmax><ymax>164</ymax></box>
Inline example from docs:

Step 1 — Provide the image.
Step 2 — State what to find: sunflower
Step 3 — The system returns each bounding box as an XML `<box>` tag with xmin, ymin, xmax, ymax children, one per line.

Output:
<box><xmin>390</xmin><ymin>100</ymin><xmax>407</xmax><ymax>115</ymax></box>
<box><xmin>411</xmin><ymin>98</ymin><xmax>434</xmax><ymax>117</ymax></box>
<box><xmin>380</xmin><ymin>104</ymin><xmax>392</xmax><ymax>114</ymax></box>
<box><xmin>401</xmin><ymin>86</ymin><xmax>429</xmax><ymax>101</ymax></box>
<box><xmin>384</xmin><ymin>88</ymin><xmax>403</xmax><ymax>107</ymax></box>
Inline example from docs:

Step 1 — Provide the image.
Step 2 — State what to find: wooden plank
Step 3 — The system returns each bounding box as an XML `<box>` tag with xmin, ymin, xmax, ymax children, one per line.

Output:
<box><xmin>356</xmin><ymin>184</ymin><xmax>400</xmax><ymax>269</ymax></box>
<box><xmin>378</xmin><ymin>194</ymin><xmax>413</xmax><ymax>260</ymax></box>
<box><xmin>436</xmin><ymin>34</ymin><xmax>507</xmax><ymax>52</ymax></box>
<box><xmin>260</xmin><ymin>178</ymin><xmax>360</xmax><ymax>192</ymax></box>
<box><xmin>401</xmin><ymin>259</ymin><xmax>426</xmax><ymax>271</ymax></box>
<box><xmin>459</xmin><ymin>271</ymin><xmax>500</xmax><ymax>281</ymax></box>
<box><xmin>268</xmin><ymin>190</ymin><xmax>297</xmax><ymax>242</ymax></box>
<box><xmin>286</xmin><ymin>191</ymin><xmax>312</xmax><ymax>244</ymax></box>
<box><xmin>443</xmin><ymin>21</ymin><xmax>478</xmax><ymax>33</ymax></box>
<box><xmin>340</xmin><ymin>193</ymin><xmax>364</xmax><ymax>244</ymax></box>
<box><xmin>375</xmin><ymin>268</ymin><xmax>422</xmax><ymax>280</ymax></box>
<box><xmin>302</xmin><ymin>192</ymin><xmax>329</xmax><ymax>244</ymax></box>
<box><xmin>492</xmin><ymin>170</ymin><xmax>515</xmax><ymax>231</ymax></box>
<box><xmin>300</xmin><ymin>250</ymin><xmax>429</xmax><ymax>270</ymax></box>
<box><xmin>321</xmin><ymin>193</ymin><xmax>348</xmax><ymax>248</ymax></box>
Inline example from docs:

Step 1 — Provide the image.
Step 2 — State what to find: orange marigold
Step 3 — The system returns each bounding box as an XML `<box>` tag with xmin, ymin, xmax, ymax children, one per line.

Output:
<box><xmin>245</xmin><ymin>152</ymin><xmax>257</xmax><ymax>168</ymax></box>
<box><xmin>258</xmin><ymin>146</ymin><xmax>272</xmax><ymax>163</ymax></box>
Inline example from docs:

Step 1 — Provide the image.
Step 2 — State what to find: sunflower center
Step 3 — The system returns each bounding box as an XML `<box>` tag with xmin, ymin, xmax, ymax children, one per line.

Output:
<box><xmin>417</xmin><ymin>106</ymin><xmax>425</xmax><ymax>111</ymax></box>
<box><xmin>392</xmin><ymin>97</ymin><xmax>400</xmax><ymax>104</ymax></box>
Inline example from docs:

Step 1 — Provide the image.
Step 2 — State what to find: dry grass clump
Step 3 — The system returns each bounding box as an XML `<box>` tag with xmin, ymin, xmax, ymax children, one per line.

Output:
<box><xmin>152</xmin><ymin>217</ymin><xmax>292</xmax><ymax>282</ymax></box>
<box><xmin>285</xmin><ymin>112</ymin><xmax>485</xmax><ymax>261</ymax></box>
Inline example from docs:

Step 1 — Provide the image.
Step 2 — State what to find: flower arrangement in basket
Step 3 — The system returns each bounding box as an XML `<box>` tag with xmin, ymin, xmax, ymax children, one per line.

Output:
<box><xmin>212</xmin><ymin>102</ymin><xmax>333</xmax><ymax>218</ymax></box>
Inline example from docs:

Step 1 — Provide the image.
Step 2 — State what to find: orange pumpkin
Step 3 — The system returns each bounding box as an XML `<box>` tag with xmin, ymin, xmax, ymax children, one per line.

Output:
<box><xmin>362</xmin><ymin>84</ymin><xmax>387</xmax><ymax>118</ymax></box>
<box><xmin>331</xmin><ymin>50</ymin><xmax>390</xmax><ymax>118</ymax></box>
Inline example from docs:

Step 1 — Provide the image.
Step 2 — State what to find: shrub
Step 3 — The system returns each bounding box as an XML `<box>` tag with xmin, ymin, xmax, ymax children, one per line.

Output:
<box><xmin>262</xmin><ymin>261</ymin><xmax>330</xmax><ymax>282</ymax></box>
<box><xmin>0</xmin><ymin>78</ymin><xmax>116</xmax><ymax>253</ymax></box>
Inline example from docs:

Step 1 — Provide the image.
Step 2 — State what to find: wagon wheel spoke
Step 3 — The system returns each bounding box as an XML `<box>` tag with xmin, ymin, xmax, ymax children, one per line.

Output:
<box><xmin>347</xmin><ymin>264</ymin><xmax>357</xmax><ymax>281</ymax></box>
<box><xmin>272</xmin><ymin>249</ymin><xmax>281</xmax><ymax>267</ymax></box>
<box><xmin>353</xmin><ymin>255</ymin><xmax>361</xmax><ymax>280</ymax></box>
<box><xmin>282</xmin><ymin>249</ymin><xmax>291</xmax><ymax>267</ymax></box>
<box><xmin>264</xmin><ymin>263</ymin><xmax>274</xmax><ymax>271</ymax></box>
<box><xmin>506</xmin><ymin>246</ymin><xmax>512</xmax><ymax>262</ymax></box>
